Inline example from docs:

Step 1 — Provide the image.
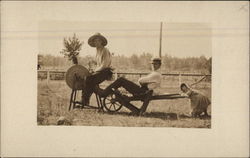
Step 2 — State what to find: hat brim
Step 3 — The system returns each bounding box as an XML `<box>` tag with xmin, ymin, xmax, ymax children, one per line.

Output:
<box><xmin>88</xmin><ymin>34</ymin><xmax>108</xmax><ymax>47</ymax></box>
<box><xmin>151</xmin><ymin>61</ymin><xmax>161</xmax><ymax>64</ymax></box>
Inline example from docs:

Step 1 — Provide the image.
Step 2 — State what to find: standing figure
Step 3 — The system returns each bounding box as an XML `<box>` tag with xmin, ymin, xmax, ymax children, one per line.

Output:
<box><xmin>82</xmin><ymin>33</ymin><xmax>113</xmax><ymax>106</ymax></box>
<box><xmin>37</xmin><ymin>64</ymin><xmax>41</xmax><ymax>70</ymax></box>
<box><xmin>180</xmin><ymin>83</ymin><xmax>211</xmax><ymax>118</ymax></box>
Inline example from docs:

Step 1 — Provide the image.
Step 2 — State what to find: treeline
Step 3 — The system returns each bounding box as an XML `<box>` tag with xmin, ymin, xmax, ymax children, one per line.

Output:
<box><xmin>38</xmin><ymin>53</ymin><xmax>212</xmax><ymax>74</ymax></box>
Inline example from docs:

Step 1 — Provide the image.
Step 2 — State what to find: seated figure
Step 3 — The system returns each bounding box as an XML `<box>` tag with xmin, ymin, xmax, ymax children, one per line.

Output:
<box><xmin>97</xmin><ymin>57</ymin><xmax>162</xmax><ymax>97</ymax></box>
<box><xmin>82</xmin><ymin>33</ymin><xmax>113</xmax><ymax>106</ymax></box>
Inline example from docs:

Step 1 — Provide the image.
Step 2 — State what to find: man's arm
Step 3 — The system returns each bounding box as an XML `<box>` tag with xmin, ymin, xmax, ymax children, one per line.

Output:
<box><xmin>138</xmin><ymin>72</ymin><xmax>159</xmax><ymax>85</ymax></box>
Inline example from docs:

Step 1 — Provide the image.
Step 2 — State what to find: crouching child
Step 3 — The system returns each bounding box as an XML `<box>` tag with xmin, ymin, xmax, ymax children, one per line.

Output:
<box><xmin>180</xmin><ymin>83</ymin><xmax>211</xmax><ymax>118</ymax></box>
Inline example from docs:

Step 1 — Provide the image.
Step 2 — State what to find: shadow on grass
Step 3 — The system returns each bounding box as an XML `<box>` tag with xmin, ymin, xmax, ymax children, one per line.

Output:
<box><xmin>178</xmin><ymin>113</ymin><xmax>211</xmax><ymax>120</ymax></box>
<box><xmin>104</xmin><ymin>111</ymin><xmax>211</xmax><ymax>121</ymax></box>
<box><xmin>105</xmin><ymin>111</ymin><xmax>179</xmax><ymax>120</ymax></box>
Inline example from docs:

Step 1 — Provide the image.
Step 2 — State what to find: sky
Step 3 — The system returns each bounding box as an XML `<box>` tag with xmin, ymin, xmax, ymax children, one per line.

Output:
<box><xmin>38</xmin><ymin>21</ymin><xmax>212</xmax><ymax>58</ymax></box>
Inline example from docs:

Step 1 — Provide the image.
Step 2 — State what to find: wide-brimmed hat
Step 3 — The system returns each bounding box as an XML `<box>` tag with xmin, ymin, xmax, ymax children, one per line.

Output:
<box><xmin>151</xmin><ymin>57</ymin><xmax>162</xmax><ymax>64</ymax></box>
<box><xmin>88</xmin><ymin>33</ymin><xmax>108</xmax><ymax>47</ymax></box>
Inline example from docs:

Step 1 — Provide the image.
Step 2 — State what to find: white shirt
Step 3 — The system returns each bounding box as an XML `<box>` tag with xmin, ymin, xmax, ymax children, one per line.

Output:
<box><xmin>138</xmin><ymin>70</ymin><xmax>162</xmax><ymax>95</ymax></box>
<box><xmin>95</xmin><ymin>47</ymin><xmax>112</xmax><ymax>72</ymax></box>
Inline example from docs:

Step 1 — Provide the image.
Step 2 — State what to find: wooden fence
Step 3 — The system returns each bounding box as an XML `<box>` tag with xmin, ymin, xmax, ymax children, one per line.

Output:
<box><xmin>38</xmin><ymin>69</ymin><xmax>211</xmax><ymax>88</ymax></box>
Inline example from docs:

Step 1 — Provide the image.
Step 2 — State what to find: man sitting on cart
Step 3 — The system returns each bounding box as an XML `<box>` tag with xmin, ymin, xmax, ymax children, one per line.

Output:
<box><xmin>98</xmin><ymin>57</ymin><xmax>162</xmax><ymax>97</ymax></box>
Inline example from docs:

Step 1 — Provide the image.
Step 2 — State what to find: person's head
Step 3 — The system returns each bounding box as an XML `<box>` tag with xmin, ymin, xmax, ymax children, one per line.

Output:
<box><xmin>180</xmin><ymin>83</ymin><xmax>190</xmax><ymax>93</ymax></box>
<box><xmin>88</xmin><ymin>33</ymin><xmax>108</xmax><ymax>48</ymax></box>
<box><xmin>93</xmin><ymin>38</ymin><xmax>103</xmax><ymax>48</ymax></box>
<box><xmin>151</xmin><ymin>57</ymin><xmax>162</xmax><ymax>71</ymax></box>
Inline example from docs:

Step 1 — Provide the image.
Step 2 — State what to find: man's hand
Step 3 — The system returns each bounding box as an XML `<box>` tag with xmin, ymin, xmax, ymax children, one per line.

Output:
<box><xmin>89</xmin><ymin>69</ymin><xmax>95</xmax><ymax>74</ymax></box>
<box><xmin>139</xmin><ymin>82</ymin><xmax>148</xmax><ymax>87</ymax></box>
<box><xmin>179</xmin><ymin>92</ymin><xmax>188</xmax><ymax>97</ymax></box>
<box><xmin>91</xmin><ymin>71</ymin><xmax>99</xmax><ymax>75</ymax></box>
<box><xmin>110</xmin><ymin>67</ymin><xmax>115</xmax><ymax>71</ymax></box>
<box><xmin>139</xmin><ymin>81</ymin><xmax>156</xmax><ymax>86</ymax></box>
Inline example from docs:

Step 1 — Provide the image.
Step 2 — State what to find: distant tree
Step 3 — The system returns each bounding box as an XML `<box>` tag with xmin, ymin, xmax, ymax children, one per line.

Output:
<box><xmin>130</xmin><ymin>54</ymin><xmax>140</xmax><ymax>68</ymax></box>
<box><xmin>38</xmin><ymin>54</ymin><xmax>43</xmax><ymax>69</ymax></box>
<box><xmin>43</xmin><ymin>54</ymin><xmax>54</xmax><ymax>67</ymax></box>
<box><xmin>140</xmin><ymin>52</ymin><xmax>152</xmax><ymax>70</ymax></box>
<box><xmin>60</xmin><ymin>33</ymin><xmax>83</xmax><ymax>65</ymax></box>
<box><xmin>162</xmin><ymin>54</ymin><xmax>172</xmax><ymax>71</ymax></box>
<box><xmin>206</xmin><ymin>57</ymin><xmax>212</xmax><ymax>74</ymax></box>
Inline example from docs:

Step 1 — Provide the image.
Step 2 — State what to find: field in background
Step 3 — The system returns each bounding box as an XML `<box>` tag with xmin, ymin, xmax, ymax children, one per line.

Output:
<box><xmin>37</xmin><ymin>75</ymin><xmax>211</xmax><ymax>128</ymax></box>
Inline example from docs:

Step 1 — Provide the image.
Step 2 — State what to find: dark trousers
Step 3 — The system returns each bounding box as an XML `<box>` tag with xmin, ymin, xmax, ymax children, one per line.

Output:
<box><xmin>102</xmin><ymin>77</ymin><xmax>148</xmax><ymax>96</ymax></box>
<box><xmin>82</xmin><ymin>68</ymin><xmax>112</xmax><ymax>104</ymax></box>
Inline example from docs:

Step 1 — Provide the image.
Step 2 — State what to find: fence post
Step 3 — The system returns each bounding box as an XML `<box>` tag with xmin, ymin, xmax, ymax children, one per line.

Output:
<box><xmin>47</xmin><ymin>70</ymin><xmax>50</xmax><ymax>84</ymax></box>
<box><xmin>114</xmin><ymin>71</ymin><xmax>118</xmax><ymax>80</ymax></box>
<box><xmin>178</xmin><ymin>73</ymin><xmax>181</xmax><ymax>86</ymax></box>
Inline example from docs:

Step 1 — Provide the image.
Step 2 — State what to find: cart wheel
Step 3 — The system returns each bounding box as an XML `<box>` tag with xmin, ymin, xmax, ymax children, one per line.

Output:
<box><xmin>103</xmin><ymin>93</ymin><xmax>122</xmax><ymax>112</ymax></box>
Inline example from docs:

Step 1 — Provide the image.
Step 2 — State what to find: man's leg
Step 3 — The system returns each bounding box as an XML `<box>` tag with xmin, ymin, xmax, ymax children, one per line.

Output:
<box><xmin>82</xmin><ymin>69</ymin><xmax>112</xmax><ymax>105</ymax></box>
<box><xmin>101</xmin><ymin>77</ymin><xmax>145</xmax><ymax>96</ymax></box>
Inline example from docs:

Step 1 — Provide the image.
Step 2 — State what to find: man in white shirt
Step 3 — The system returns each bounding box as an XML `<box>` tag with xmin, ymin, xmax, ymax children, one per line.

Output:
<box><xmin>82</xmin><ymin>33</ymin><xmax>113</xmax><ymax>106</ymax></box>
<box><xmin>99</xmin><ymin>57</ymin><xmax>162</xmax><ymax>97</ymax></box>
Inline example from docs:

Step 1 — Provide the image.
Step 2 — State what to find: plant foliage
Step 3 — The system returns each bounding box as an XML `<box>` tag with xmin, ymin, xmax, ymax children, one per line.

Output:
<box><xmin>60</xmin><ymin>34</ymin><xmax>83</xmax><ymax>63</ymax></box>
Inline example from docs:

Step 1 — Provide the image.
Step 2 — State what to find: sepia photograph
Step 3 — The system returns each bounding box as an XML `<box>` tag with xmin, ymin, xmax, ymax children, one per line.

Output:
<box><xmin>37</xmin><ymin>21</ymin><xmax>212</xmax><ymax>127</ymax></box>
<box><xmin>1</xmin><ymin>1</ymin><xmax>249</xmax><ymax>157</ymax></box>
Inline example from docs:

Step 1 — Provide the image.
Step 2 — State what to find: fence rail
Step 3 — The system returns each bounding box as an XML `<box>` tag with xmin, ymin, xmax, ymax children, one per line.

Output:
<box><xmin>38</xmin><ymin>69</ymin><xmax>211</xmax><ymax>89</ymax></box>
<box><xmin>38</xmin><ymin>69</ymin><xmax>211</xmax><ymax>81</ymax></box>
<box><xmin>116</xmin><ymin>72</ymin><xmax>211</xmax><ymax>77</ymax></box>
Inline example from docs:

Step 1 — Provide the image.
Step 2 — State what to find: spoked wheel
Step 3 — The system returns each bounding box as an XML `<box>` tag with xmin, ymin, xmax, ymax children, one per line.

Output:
<box><xmin>103</xmin><ymin>93</ymin><xmax>122</xmax><ymax>112</ymax></box>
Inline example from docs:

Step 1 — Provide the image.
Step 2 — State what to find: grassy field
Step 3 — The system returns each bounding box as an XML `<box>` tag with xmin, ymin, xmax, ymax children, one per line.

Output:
<box><xmin>37</xmin><ymin>79</ymin><xmax>211</xmax><ymax>128</ymax></box>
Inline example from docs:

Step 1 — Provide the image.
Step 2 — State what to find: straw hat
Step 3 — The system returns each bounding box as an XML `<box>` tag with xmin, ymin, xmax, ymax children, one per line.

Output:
<box><xmin>88</xmin><ymin>33</ymin><xmax>108</xmax><ymax>47</ymax></box>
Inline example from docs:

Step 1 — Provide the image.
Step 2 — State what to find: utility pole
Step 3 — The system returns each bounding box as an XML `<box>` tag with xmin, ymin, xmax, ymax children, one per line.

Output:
<box><xmin>159</xmin><ymin>22</ymin><xmax>163</xmax><ymax>58</ymax></box>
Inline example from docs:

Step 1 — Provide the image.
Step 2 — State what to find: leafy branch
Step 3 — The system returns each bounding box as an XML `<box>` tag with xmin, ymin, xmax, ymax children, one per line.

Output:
<box><xmin>60</xmin><ymin>33</ymin><xmax>83</xmax><ymax>64</ymax></box>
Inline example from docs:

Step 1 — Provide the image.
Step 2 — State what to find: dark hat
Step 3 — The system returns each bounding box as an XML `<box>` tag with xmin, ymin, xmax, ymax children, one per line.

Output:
<box><xmin>88</xmin><ymin>33</ymin><xmax>108</xmax><ymax>47</ymax></box>
<box><xmin>151</xmin><ymin>57</ymin><xmax>162</xmax><ymax>64</ymax></box>
<box><xmin>180</xmin><ymin>83</ymin><xmax>191</xmax><ymax>89</ymax></box>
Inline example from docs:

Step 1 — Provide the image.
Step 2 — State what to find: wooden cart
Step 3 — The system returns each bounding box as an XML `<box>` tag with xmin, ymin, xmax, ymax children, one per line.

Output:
<box><xmin>66</xmin><ymin>65</ymin><xmax>186</xmax><ymax>115</ymax></box>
